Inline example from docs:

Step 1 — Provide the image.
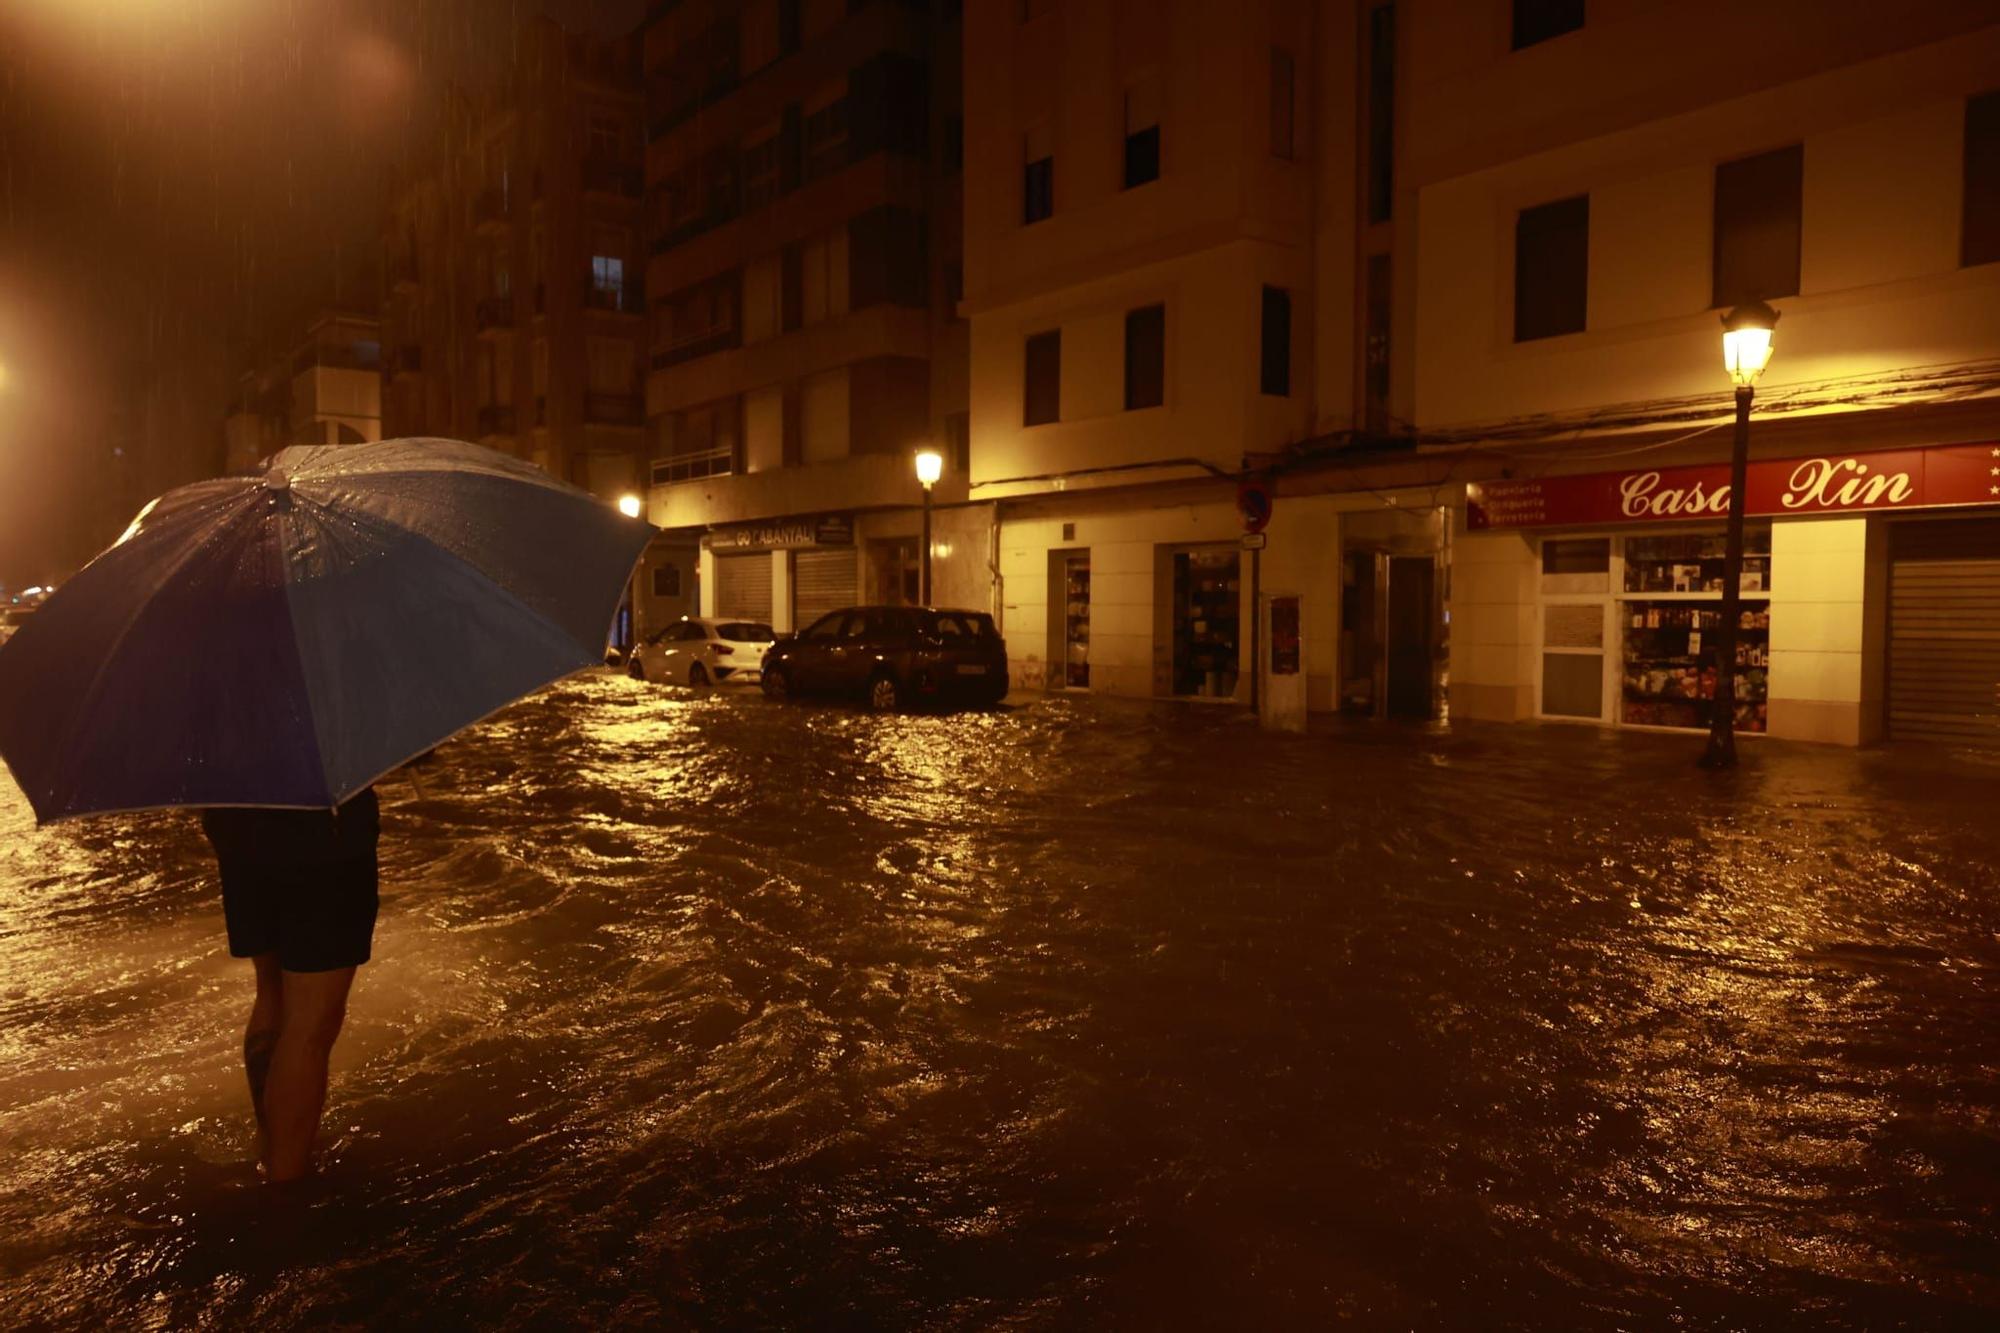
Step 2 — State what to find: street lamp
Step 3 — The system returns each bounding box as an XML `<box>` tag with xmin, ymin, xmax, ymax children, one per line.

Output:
<box><xmin>616</xmin><ymin>493</ymin><xmax>643</xmax><ymax>519</ymax></box>
<box><xmin>1700</xmin><ymin>299</ymin><xmax>1780</xmax><ymax>770</ymax></box>
<box><xmin>914</xmin><ymin>447</ymin><xmax>943</xmax><ymax>606</ymax></box>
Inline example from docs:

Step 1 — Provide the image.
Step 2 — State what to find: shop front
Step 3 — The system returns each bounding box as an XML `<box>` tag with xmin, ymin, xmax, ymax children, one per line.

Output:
<box><xmin>1458</xmin><ymin>441</ymin><xmax>2000</xmax><ymax>747</ymax></box>
<box><xmin>702</xmin><ymin>514</ymin><xmax>856</xmax><ymax>632</ymax></box>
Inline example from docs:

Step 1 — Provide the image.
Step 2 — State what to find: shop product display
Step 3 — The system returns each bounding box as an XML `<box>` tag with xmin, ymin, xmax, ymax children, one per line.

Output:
<box><xmin>1619</xmin><ymin>527</ymin><xmax>1773</xmax><ymax>733</ymax></box>
<box><xmin>1173</xmin><ymin>549</ymin><xmax>1240</xmax><ymax>698</ymax></box>
<box><xmin>1063</xmin><ymin>558</ymin><xmax>1091</xmax><ymax>688</ymax></box>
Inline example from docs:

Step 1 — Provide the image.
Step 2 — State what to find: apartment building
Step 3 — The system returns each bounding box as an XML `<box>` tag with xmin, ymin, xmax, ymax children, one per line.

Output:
<box><xmin>965</xmin><ymin>0</ymin><xmax>1411</xmax><ymax>720</ymax></box>
<box><xmin>222</xmin><ymin>311</ymin><xmax>383</xmax><ymax>474</ymax></box>
<box><xmin>1413</xmin><ymin>1</ymin><xmax>2000</xmax><ymax>748</ymax></box>
<box><xmin>381</xmin><ymin>19</ymin><xmax>650</xmax><ymax>510</ymax></box>
<box><xmin>635</xmin><ymin>0</ymin><xmax>967</xmax><ymax>640</ymax></box>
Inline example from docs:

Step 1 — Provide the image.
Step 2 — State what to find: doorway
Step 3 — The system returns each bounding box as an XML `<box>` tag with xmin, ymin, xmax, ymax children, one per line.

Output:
<box><xmin>1059</xmin><ymin>552</ymin><xmax>1091</xmax><ymax>687</ymax></box>
<box><xmin>1386</xmin><ymin>556</ymin><xmax>1435</xmax><ymax>718</ymax></box>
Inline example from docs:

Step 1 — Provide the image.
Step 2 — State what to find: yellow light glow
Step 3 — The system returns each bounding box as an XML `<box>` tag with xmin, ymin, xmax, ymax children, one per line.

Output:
<box><xmin>617</xmin><ymin>493</ymin><xmax>643</xmax><ymax>519</ymax></box>
<box><xmin>1720</xmin><ymin>302</ymin><xmax>1779</xmax><ymax>387</ymax></box>
<box><xmin>914</xmin><ymin>449</ymin><xmax>944</xmax><ymax>488</ymax></box>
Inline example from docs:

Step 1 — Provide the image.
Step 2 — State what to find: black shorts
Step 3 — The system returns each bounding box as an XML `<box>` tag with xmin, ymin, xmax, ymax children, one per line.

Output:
<box><xmin>202</xmin><ymin>791</ymin><xmax>381</xmax><ymax>973</ymax></box>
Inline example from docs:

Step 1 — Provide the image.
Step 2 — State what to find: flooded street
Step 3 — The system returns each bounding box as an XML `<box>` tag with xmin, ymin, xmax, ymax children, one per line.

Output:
<box><xmin>3</xmin><ymin>672</ymin><xmax>1998</xmax><ymax>1328</ymax></box>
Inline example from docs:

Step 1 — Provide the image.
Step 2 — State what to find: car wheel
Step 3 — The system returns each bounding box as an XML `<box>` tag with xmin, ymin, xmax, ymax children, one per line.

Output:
<box><xmin>867</xmin><ymin>672</ymin><xmax>901</xmax><ymax>713</ymax></box>
<box><xmin>628</xmin><ymin>655</ymin><xmax>644</xmax><ymax>680</ymax></box>
<box><xmin>763</xmin><ymin>666</ymin><xmax>790</xmax><ymax>701</ymax></box>
<box><xmin>688</xmin><ymin>662</ymin><xmax>709</xmax><ymax>687</ymax></box>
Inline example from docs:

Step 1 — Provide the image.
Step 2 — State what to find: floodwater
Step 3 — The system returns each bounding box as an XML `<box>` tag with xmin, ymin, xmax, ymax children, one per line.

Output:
<box><xmin>2</xmin><ymin>675</ymin><xmax>1997</xmax><ymax>1329</ymax></box>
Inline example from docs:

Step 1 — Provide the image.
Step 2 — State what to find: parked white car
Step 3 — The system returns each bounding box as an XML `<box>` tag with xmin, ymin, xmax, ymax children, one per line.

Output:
<box><xmin>628</xmin><ymin>616</ymin><xmax>776</xmax><ymax>687</ymax></box>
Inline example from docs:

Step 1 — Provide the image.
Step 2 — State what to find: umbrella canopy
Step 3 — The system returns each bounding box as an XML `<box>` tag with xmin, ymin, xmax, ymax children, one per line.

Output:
<box><xmin>0</xmin><ymin>437</ymin><xmax>654</xmax><ymax>823</ymax></box>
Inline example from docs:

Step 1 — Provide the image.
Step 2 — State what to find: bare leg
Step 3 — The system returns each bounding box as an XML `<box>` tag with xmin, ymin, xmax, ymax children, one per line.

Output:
<box><xmin>261</xmin><ymin>966</ymin><xmax>356</xmax><ymax>1184</ymax></box>
<box><xmin>244</xmin><ymin>954</ymin><xmax>285</xmax><ymax>1148</ymax></box>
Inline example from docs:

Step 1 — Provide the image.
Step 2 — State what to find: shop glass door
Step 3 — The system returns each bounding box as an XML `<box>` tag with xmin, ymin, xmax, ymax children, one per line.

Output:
<box><xmin>1062</xmin><ymin>554</ymin><xmax>1091</xmax><ymax>688</ymax></box>
<box><xmin>1173</xmin><ymin>547</ymin><xmax>1241</xmax><ymax>698</ymax></box>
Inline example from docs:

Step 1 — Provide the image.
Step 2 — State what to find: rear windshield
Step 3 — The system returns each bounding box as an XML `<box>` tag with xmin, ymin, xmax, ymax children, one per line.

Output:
<box><xmin>922</xmin><ymin>611</ymin><xmax>997</xmax><ymax>642</ymax></box>
<box><xmin>715</xmin><ymin>622</ymin><xmax>775</xmax><ymax>642</ymax></box>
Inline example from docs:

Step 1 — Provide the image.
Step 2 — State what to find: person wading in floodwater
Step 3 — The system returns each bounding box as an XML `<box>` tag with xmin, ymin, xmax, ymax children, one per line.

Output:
<box><xmin>200</xmin><ymin>788</ymin><xmax>380</xmax><ymax>1184</ymax></box>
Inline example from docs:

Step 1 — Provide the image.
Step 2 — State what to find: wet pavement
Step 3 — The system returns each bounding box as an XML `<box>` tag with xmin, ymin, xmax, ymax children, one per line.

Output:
<box><xmin>2</xmin><ymin>672</ymin><xmax>1998</xmax><ymax>1328</ymax></box>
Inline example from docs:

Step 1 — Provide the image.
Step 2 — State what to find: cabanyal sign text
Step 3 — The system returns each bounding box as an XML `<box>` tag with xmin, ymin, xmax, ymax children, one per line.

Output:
<box><xmin>1465</xmin><ymin>443</ymin><xmax>2000</xmax><ymax>530</ymax></box>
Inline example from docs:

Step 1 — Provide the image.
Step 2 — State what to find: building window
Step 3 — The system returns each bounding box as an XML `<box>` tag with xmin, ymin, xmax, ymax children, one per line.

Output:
<box><xmin>1024</xmin><ymin>330</ymin><xmax>1061</xmax><ymax>426</ymax></box>
<box><xmin>1366</xmin><ymin>4</ymin><xmax>1395</xmax><ymax>223</ymax></box>
<box><xmin>1269</xmin><ymin>49</ymin><xmax>1295</xmax><ymax>161</ymax></box>
<box><xmin>657</xmin><ymin>397</ymin><xmax>741</xmax><ymax>482</ymax></box>
<box><xmin>1024</xmin><ymin>125</ymin><xmax>1054</xmax><ymax>224</ymax></box>
<box><xmin>652</xmin><ymin>564</ymin><xmax>682</xmax><ymax>598</ymax></box>
<box><xmin>778</xmin><ymin>0</ymin><xmax>802</xmax><ymax>54</ymax></box>
<box><xmin>1712</xmin><ymin>144</ymin><xmax>1802</xmax><ymax>308</ymax></box>
<box><xmin>1123</xmin><ymin>76</ymin><xmax>1161</xmax><ymax>189</ymax></box>
<box><xmin>587</xmin><ymin>113</ymin><xmax>622</xmax><ymax>159</ymax></box>
<box><xmin>1260</xmin><ymin>287</ymin><xmax>1291</xmax><ymax>397</ymax></box>
<box><xmin>1511</xmin><ymin>0</ymin><xmax>1583</xmax><ymax>50</ymax></box>
<box><xmin>1123</xmin><ymin>304</ymin><xmax>1166</xmax><ymax>411</ymax></box>
<box><xmin>1964</xmin><ymin>89</ymin><xmax>2000</xmax><ymax>268</ymax></box>
<box><xmin>591</xmin><ymin>255</ymin><xmax>626</xmax><ymax>310</ymax></box>
<box><xmin>1514</xmin><ymin>194</ymin><xmax>1589</xmax><ymax>342</ymax></box>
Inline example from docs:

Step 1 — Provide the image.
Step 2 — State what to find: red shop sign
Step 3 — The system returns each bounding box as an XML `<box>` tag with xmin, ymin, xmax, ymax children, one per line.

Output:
<box><xmin>1466</xmin><ymin>443</ymin><xmax>2000</xmax><ymax>530</ymax></box>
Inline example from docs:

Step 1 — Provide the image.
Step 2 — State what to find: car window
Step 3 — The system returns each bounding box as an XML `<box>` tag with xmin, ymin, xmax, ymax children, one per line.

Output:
<box><xmin>802</xmin><ymin>613</ymin><xmax>845</xmax><ymax>641</ymax></box>
<box><xmin>839</xmin><ymin>613</ymin><xmax>872</xmax><ymax>640</ymax></box>
<box><xmin>865</xmin><ymin>609</ymin><xmax>906</xmax><ymax>638</ymax></box>
<box><xmin>716</xmin><ymin>621</ymin><xmax>773</xmax><ymax>642</ymax></box>
<box><xmin>672</xmin><ymin>621</ymin><xmax>706</xmax><ymax>641</ymax></box>
<box><xmin>924</xmin><ymin>611</ymin><xmax>992</xmax><ymax>642</ymax></box>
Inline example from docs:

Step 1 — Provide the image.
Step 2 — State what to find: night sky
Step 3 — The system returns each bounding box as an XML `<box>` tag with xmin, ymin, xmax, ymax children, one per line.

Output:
<box><xmin>0</xmin><ymin>0</ymin><xmax>645</xmax><ymax>589</ymax></box>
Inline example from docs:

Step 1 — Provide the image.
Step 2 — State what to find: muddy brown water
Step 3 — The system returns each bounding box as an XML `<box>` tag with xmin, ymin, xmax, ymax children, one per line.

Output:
<box><xmin>2</xmin><ymin>673</ymin><xmax>1997</xmax><ymax>1327</ymax></box>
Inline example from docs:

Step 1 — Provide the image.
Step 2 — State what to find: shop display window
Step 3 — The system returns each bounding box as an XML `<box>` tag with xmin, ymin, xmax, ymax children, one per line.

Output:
<box><xmin>1173</xmin><ymin>548</ymin><xmax>1240</xmax><ymax>698</ymax></box>
<box><xmin>1062</xmin><ymin>554</ymin><xmax>1090</xmax><ymax>688</ymax></box>
<box><xmin>1536</xmin><ymin>525</ymin><xmax>1776</xmax><ymax>735</ymax></box>
<box><xmin>1619</xmin><ymin>524</ymin><xmax>1772</xmax><ymax>733</ymax></box>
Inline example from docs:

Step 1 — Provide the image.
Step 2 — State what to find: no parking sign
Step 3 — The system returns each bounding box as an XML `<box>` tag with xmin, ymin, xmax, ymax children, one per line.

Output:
<box><xmin>1236</xmin><ymin>479</ymin><xmax>1273</xmax><ymax>534</ymax></box>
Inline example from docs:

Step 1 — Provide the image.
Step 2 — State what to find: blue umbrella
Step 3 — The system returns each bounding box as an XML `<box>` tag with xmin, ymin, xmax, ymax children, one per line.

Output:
<box><xmin>0</xmin><ymin>437</ymin><xmax>653</xmax><ymax>823</ymax></box>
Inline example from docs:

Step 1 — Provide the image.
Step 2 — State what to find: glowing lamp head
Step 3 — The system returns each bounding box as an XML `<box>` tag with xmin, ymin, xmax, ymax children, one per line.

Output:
<box><xmin>914</xmin><ymin>448</ymin><xmax>944</xmax><ymax>488</ymax></box>
<box><xmin>617</xmin><ymin>493</ymin><xmax>643</xmax><ymax>519</ymax></box>
<box><xmin>1720</xmin><ymin>300</ymin><xmax>1779</xmax><ymax>387</ymax></box>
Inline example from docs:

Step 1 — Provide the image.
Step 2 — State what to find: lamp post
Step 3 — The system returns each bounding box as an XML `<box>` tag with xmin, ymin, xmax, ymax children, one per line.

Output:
<box><xmin>915</xmin><ymin>447</ymin><xmax>943</xmax><ymax>606</ymax></box>
<box><xmin>1700</xmin><ymin>299</ymin><xmax>1779</xmax><ymax>771</ymax></box>
<box><xmin>615</xmin><ymin>492</ymin><xmax>644</xmax><ymax>654</ymax></box>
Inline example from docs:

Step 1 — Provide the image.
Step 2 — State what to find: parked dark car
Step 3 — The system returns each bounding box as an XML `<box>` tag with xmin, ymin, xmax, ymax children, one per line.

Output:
<box><xmin>760</xmin><ymin>606</ymin><xmax>1008</xmax><ymax>711</ymax></box>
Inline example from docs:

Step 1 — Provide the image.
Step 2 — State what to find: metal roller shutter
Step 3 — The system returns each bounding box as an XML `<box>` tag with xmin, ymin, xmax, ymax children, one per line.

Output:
<box><xmin>1888</xmin><ymin>519</ymin><xmax>2000</xmax><ymax>750</ymax></box>
<box><xmin>714</xmin><ymin>552</ymin><xmax>773</xmax><ymax>622</ymax></box>
<box><xmin>793</xmin><ymin>548</ymin><xmax>857</xmax><ymax>627</ymax></box>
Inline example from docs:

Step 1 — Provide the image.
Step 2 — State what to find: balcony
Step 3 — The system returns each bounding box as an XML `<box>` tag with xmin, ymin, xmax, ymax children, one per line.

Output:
<box><xmin>476</xmin><ymin>404</ymin><xmax>517</xmax><ymax>437</ymax></box>
<box><xmin>582</xmin><ymin>159</ymin><xmax>642</xmax><ymax>198</ymax></box>
<box><xmin>475</xmin><ymin>298</ymin><xmax>515</xmax><ymax>333</ymax></box>
<box><xmin>386</xmin><ymin>344</ymin><xmax>422</xmax><ymax>377</ymax></box>
<box><xmin>650</xmin><ymin>450</ymin><xmax>922</xmax><ymax>530</ymax></box>
<box><xmin>584</xmin><ymin>282</ymin><xmax>644</xmax><ymax>315</ymax></box>
<box><xmin>650</xmin><ymin>326</ymin><xmax>741</xmax><ymax>371</ymax></box>
<box><xmin>585</xmin><ymin>393</ymin><xmax>644</xmax><ymax>426</ymax></box>
<box><xmin>650</xmin><ymin>443</ymin><xmax>735</xmax><ymax>486</ymax></box>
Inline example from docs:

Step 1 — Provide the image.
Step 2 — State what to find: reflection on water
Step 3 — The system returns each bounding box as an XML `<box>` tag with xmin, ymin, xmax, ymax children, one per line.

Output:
<box><xmin>2</xmin><ymin>675</ymin><xmax>1998</xmax><ymax>1326</ymax></box>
